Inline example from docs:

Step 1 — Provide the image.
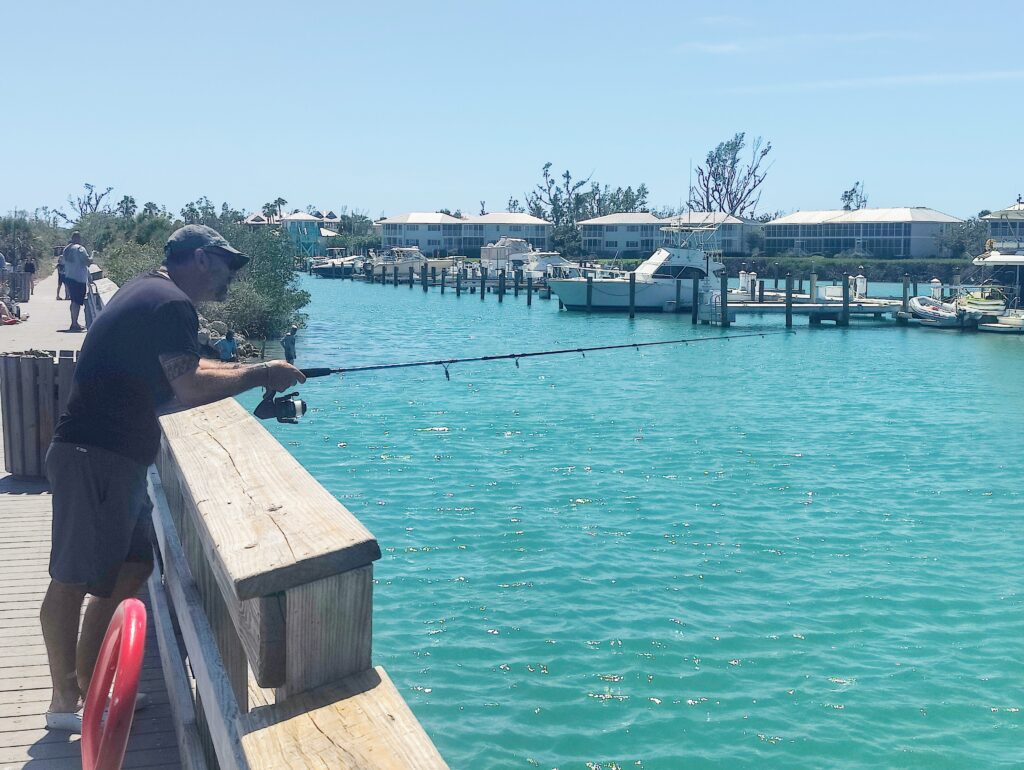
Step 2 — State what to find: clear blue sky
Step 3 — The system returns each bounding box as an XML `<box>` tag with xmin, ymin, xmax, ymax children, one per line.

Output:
<box><xmin>3</xmin><ymin>0</ymin><xmax>1021</xmax><ymax>220</ymax></box>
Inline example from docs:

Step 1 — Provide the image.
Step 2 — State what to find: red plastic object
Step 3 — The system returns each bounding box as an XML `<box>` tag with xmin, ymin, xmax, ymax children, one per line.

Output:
<box><xmin>82</xmin><ymin>598</ymin><xmax>147</xmax><ymax>770</ymax></box>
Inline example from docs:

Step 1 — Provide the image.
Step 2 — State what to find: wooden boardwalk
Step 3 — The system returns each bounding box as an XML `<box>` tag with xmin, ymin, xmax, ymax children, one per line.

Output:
<box><xmin>0</xmin><ymin>272</ymin><xmax>182</xmax><ymax>769</ymax></box>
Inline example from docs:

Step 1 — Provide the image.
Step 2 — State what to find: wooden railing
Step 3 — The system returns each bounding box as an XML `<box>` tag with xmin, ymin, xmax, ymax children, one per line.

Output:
<box><xmin>148</xmin><ymin>399</ymin><xmax>448</xmax><ymax>769</ymax></box>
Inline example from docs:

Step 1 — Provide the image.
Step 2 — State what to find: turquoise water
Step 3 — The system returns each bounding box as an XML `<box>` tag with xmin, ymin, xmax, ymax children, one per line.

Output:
<box><xmin>244</xmin><ymin>275</ymin><xmax>1024</xmax><ymax>769</ymax></box>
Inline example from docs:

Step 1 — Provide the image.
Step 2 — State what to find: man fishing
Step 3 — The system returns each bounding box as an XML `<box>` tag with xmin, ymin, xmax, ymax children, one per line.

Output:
<box><xmin>40</xmin><ymin>224</ymin><xmax>305</xmax><ymax>732</ymax></box>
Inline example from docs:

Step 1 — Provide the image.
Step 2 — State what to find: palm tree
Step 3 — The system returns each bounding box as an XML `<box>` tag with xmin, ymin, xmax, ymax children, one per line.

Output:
<box><xmin>273</xmin><ymin>198</ymin><xmax>288</xmax><ymax>219</ymax></box>
<box><xmin>262</xmin><ymin>202</ymin><xmax>278</xmax><ymax>222</ymax></box>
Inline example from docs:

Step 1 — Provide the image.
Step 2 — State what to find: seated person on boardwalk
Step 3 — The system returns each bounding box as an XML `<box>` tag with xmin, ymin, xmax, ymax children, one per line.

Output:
<box><xmin>40</xmin><ymin>224</ymin><xmax>306</xmax><ymax>733</ymax></box>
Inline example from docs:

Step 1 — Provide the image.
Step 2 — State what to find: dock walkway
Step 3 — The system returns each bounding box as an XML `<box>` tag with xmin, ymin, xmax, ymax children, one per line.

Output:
<box><xmin>0</xmin><ymin>272</ymin><xmax>181</xmax><ymax>769</ymax></box>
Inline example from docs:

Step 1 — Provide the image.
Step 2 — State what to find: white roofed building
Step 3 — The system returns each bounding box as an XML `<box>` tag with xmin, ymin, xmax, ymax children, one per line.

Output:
<box><xmin>579</xmin><ymin>212</ymin><xmax>759</xmax><ymax>257</ymax></box>
<box><xmin>461</xmin><ymin>213</ymin><xmax>552</xmax><ymax>253</ymax></box>
<box><xmin>377</xmin><ymin>212</ymin><xmax>466</xmax><ymax>255</ymax></box>
<box><xmin>763</xmin><ymin>207</ymin><xmax>962</xmax><ymax>258</ymax></box>
<box><xmin>377</xmin><ymin>212</ymin><xmax>552</xmax><ymax>256</ymax></box>
<box><xmin>982</xmin><ymin>201</ymin><xmax>1024</xmax><ymax>249</ymax></box>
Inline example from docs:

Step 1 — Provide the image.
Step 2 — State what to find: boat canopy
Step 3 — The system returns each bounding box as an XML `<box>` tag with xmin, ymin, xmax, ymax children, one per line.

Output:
<box><xmin>973</xmin><ymin>250</ymin><xmax>1024</xmax><ymax>266</ymax></box>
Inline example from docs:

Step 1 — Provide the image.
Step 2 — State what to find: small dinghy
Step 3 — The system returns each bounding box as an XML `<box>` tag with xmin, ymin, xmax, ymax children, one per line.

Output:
<box><xmin>909</xmin><ymin>296</ymin><xmax>964</xmax><ymax>327</ymax></box>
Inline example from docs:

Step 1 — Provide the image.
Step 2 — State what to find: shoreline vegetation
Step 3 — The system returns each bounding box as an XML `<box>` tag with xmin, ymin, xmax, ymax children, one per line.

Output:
<box><xmin>2</xmin><ymin>191</ymin><xmax>310</xmax><ymax>341</ymax></box>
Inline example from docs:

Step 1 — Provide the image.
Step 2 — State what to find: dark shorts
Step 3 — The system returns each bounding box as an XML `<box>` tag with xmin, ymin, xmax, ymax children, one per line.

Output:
<box><xmin>65</xmin><ymin>278</ymin><xmax>86</xmax><ymax>305</ymax></box>
<box><xmin>45</xmin><ymin>442</ymin><xmax>153</xmax><ymax>598</ymax></box>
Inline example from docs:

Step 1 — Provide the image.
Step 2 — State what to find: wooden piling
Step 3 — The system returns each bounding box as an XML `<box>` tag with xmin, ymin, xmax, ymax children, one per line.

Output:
<box><xmin>798</xmin><ymin>277</ymin><xmax>804</xmax><ymax>293</ymax></box>
<box><xmin>431</xmin><ymin>266</ymin><xmax>437</xmax><ymax>287</ymax></box>
<box><xmin>456</xmin><ymin>269</ymin><xmax>462</xmax><ymax>297</ymax></box>
<box><xmin>840</xmin><ymin>273</ymin><xmax>850</xmax><ymax>326</ymax></box>
<box><xmin>480</xmin><ymin>267</ymin><xmax>487</xmax><ymax>300</ymax></box>
<box><xmin>902</xmin><ymin>274</ymin><xmax>910</xmax><ymax>314</ymax></box>
<box><xmin>514</xmin><ymin>270</ymin><xmax>520</xmax><ymax>298</ymax></box>
<box><xmin>421</xmin><ymin>266</ymin><xmax>428</xmax><ymax>292</ymax></box>
<box><xmin>586</xmin><ymin>275</ymin><xmax>593</xmax><ymax>312</ymax></box>
<box><xmin>758</xmin><ymin>280</ymin><xmax>765</xmax><ymax>303</ymax></box>
<box><xmin>749</xmin><ymin>278</ymin><xmax>756</xmax><ymax>302</ymax></box>
<box><xmin>408</xmin><ymin>266</ymin><xmax>414</xmax><ymax>289</ymax></box>
<box><xmin>785</xmin><ymin>274</ymin><xmax>793</xmax><ymax>328</ymax></box>
<box><xmin>691</xmin><ymin>279</ymin><xmax>699</xmax><ymax>325</ymax></box>
<box><xmin>498</xmin><ymin>269</ymin><xmax>506</xmax><ymax>302</ymax></box>
<box><xmin>913</xmin><ymin>280</ymin><xmax>919</xmax><ymax>297</ymax></box>
<box><xmin>629</xmin><ymin>272</ymin><xmax>636</xmax><ymax>318</ymax></box>
<box><xmin>368</xmin><ymin>265</ymin><xmax>374</xmax><ymax>284</ymax></box>
<box><xmin>720</xmin><ymin>272</ymin><xmax>730</xmax><ymax>327</ymax></box>
<box><xmin>809</xmin><ymin>272</ymin><xmax>817</xmax><ymax>302</ymax></box>
<box><xmin>526</xmin><ymin>275</ymin><xmax>533</xmax><ymax>306</ymax></box>
<box><xmin>440</xmin><ymin>268</ymin><xmax>446</xmax><ymax>294</ymax></box>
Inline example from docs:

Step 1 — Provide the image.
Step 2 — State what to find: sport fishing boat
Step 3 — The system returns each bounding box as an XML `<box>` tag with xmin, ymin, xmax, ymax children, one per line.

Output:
<box><xmin>547</xmin><ymin>225</ymin><xmax>726</xmax><ymax>311</ymax></box>
<box><xmin>908</xmin><ymin>296</ymin><xmax>965</xmax><ymax>327</ymax></box>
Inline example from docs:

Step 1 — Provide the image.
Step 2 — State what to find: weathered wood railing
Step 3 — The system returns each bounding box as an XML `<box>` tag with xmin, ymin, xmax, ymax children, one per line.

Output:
<box><xmin>148</xmin><ymin>398</ymin><xmax>447</xmax><ymax>769</ymax></box>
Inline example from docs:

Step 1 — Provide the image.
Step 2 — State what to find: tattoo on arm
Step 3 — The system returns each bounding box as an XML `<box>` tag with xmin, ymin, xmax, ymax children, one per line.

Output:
<box><xmin>159</xmin><ymin>353</ymin><xmax>200</xmax><ymax>382</ymax></box>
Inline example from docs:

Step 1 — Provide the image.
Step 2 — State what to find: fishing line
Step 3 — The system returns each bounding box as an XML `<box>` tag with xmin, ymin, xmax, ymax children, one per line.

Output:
<box><xmin>300</xmin><ymin>330</ymin><xmax>795</xmax><ymax>378</ymax></box>
<box><xmin>256</xmin><ymin>330</ymin><xmax>795</xmax><ymax>423</ymax></box>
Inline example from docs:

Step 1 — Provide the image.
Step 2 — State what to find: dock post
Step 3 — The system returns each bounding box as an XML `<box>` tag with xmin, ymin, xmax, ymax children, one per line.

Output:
<box><xmin>422</xmin><ymin>265</ymin><xmax>428</xmax><ymax>292</ymax></box>
<box><xmin>798</xmin><ymin>276</ymin><xmax>804</xmax><ymax>293</ymax></box>
<box><xmin>675</xmin><ymin>278</ymin><xmax>682</xmax><ymax>311</ymax></box>
<box><xmin>380</xmin><ymin>265</ymin><xmax>386</xmax><ymax>283</ymax></box>
<box><xmin>586</xmin><ymin>275</ymin><xmax>593</xmax><ymax>312</ymax></box>
<box><xmin>441</xmin><ymin>268</ymin><xmax>446</xmax><ymax>294</ymax></box>
<box><xmin>750</xmin><ymin>278</ymin><xmax>756</xmax><ymax>302</ymax></box>
<box><xmin>393</xmin><ymin>265</ymin><xmax>398</xmax><ymax>286</ymax></box>
<box><xmin>720</xmin><ymin>271</ymin><xmax>730</xmax><ymax>327</ymax></box>
<box><xmin>902</xmin><ymin>274</ymin><xmax>910</xmax><ymax>314</ymax></box>
<box><xmin>480</xmin><ymin>267</ymin><xmax>487</xmax><ymax>300</ymax></box>
<box><xmin>456</xmin><ymin>269</ymin><xmax>462</xmax><ymax>297</ymax></box>
<box><xmin>841</xmin><ymin>273</ymin><xmax>850</xmax><ymax>326</ymax></box>
<box><xmin>368</xmin><ymin>265</ymin><xmax>374</xmax><ymax>284</ymax></box>
<box><xmin>809</xmin><ymin>272</ymin><xmax>817</xmax><ymax>302</ymax></box>
<box><xmin>774</xmin><ymin>262</ymin><xmax>779</xmax><ymax>289</ymax></box>
<box><xmin>514</xmin><ymin>270</ymin><xmax>520</xmax><ymax>298</ymax></box>
<box><xmin>691</xmin><ymin>279</ymin><xmax>699</xmax><ymax>324</ymax></box>
<box><xmin>500</xmin><ymin>269</ymin><xmax>507</xmax><ymax>302</ymax></box>
<box><xmin>913</xmin><ymin>280</ymin><xmax>918</xmax><ymax>297</ymax></box>
<box><xmin>431</xmin><ymin>266</ymin><xmax>437</xmax><ymax>287</ymax></box>
<box><xmin>629</xmin><ymin>272</ymin><xmax>636</xmax><ymax>318</ymax></box>
<box><xmin>758</xmin><ymin>280</ymin><xmax>765</xmax><ymax>303</ymax></box>
<box><xmin>785</xmin><ymin>273</ymin><xmax>793</xmax><ymax>328</ymax></box>
<box><xmin>527</xmin><ymin>275</ymin><xmax>533</xmax><ymax>306</ymax></box>
<box><xmin>409</xmin><ymin>266</ymin><xmax>414</xmax><ymax>289</ymax></box>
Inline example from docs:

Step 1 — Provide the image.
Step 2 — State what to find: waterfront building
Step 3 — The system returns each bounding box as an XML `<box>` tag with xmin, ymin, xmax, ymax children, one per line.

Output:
<box><xmin>579</xmin><ymin>212</ymin><xmax>759</xmax><ymax>257</ymax></box>
<box><xmin>982</xmin><ymin>201</ymin><xmax>1024</xmax><ymax>248</ymax></box>
<box><xmin>460</xmin><ymin>213</ymin><xmax>552</xmax><ymax>253</ymax></box>
<box><xmin>377</xmin><ymin>212</ymin><xmax>553</xmax><ymax>257</ymax></box>
<box><xmin>377</xmin><ymin>212</ymin><xmax>465</xmax><ymax>255</ymax></box>
<box><xmin>763</xmin><ymin>207</ymin><xmax>962</xmax><ymax>258</ymax></box>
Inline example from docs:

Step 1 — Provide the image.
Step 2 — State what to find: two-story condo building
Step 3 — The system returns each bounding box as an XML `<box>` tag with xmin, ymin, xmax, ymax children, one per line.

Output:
<box><xmin>377</xmin><ymin>212</ymin><xmax>553</xmax><ymax>256</ymax></box>
<box><xmin>763</xmin><ymin>207</ymin><xmax>962</xmax><ymax>258</ymax></box>
<box><xmin>579</xmin><ymin>212</ymin><xmax>759</xmax><ymax>257</ymax></box>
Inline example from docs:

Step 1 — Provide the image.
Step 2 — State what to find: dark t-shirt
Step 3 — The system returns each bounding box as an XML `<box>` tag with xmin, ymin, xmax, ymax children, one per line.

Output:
<box><xmin>54</xmin><ymin>270</ymin><xmax>199</xmax><ymax>464</ymax></box>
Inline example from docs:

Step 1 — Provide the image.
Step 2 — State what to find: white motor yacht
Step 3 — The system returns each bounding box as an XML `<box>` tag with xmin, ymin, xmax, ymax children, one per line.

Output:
<box><xmin>547</xmin><ymin>226</ymin><xmax>725</xmax><ymax>311</ymax></box>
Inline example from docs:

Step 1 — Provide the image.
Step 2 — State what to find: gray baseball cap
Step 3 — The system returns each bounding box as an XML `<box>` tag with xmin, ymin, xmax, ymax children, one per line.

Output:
<box><xmin>164</xmin><ymin>225</ymin><xmax>249</xmax><ymax>269</ymax></box>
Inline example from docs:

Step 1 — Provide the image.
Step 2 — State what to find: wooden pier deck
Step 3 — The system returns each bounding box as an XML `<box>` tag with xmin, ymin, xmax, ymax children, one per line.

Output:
<box><xmin>0</xmin><ymin>272</ymin><xmax>181</xmax><ymax>769</ymax></box>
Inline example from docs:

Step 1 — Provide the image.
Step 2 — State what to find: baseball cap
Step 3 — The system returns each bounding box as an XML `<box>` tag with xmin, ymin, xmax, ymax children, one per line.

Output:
<box><xmin>164</xmin><ymin>225</ymin><xmax>249</xmax><ymax>270</ymax></box>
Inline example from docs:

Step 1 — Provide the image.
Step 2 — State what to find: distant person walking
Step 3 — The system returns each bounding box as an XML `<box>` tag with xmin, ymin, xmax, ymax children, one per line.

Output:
<box><xmin>56</xmin><ymin>251</ymin><xmax>66</xmax><ymax>300</ymax></box>
<box><xmin>25</xmin><ymin>257</ymin><xmax>37</xmax><ymax>286</ymax></box>
<box><xmin>214</xmin><ymin>329</ymin><xmax>238</xmax><ymax>362</ymax></box>
<box><xmin>61</xmin><ymin>232</ymin><xmax>92</xmax><ymax>332</ymax></box>
<box><xmin>281</xmin><ymin>324</ymin><xmax>298</xmax><ymax>364</ymax></box>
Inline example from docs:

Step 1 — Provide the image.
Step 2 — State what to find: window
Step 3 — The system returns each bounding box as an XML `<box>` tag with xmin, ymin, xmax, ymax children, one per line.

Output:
<box><xmin>427</xmin><ymin>239</ymin><xmax>441</xmax><ymax>246</ymax></box>
<box><xmin>626</xmin><ymin>240</ymin><xmax>639</xmax><ymax>248</ymax></box>
<box><xmin>627</xmin><ymin>225</ymin><xmax>639</xmax><ymax>232</ymax></box>
<box><xmin>605</xmin><ymin>225</ymin><xmax>619</xmax><ymax>233</ymax></box>
<box><xmin>427</xmin><ymin>224</ymin><xmax>441</xmax><ymax>231</ymax></box>
<box><xmin>605</xmin><ymin>240</ymin><xmax>619</xmax><ymax>248</ymax></box>
<box><xmin>510</xmin><ymin>225</ymin><xmax>522</xmax><ymax>231</ymax></box>
<box><xmin>406</xmin><ymin>224</ymin><xmax>420</xmax><ymax>231</ymax></box>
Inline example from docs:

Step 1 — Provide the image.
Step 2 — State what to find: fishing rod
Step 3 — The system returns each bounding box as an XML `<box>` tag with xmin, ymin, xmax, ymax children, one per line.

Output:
<box><xmin>254</xmin><ymin>329</ymin><xmax>795</xmax><ymax>423</ymax></box>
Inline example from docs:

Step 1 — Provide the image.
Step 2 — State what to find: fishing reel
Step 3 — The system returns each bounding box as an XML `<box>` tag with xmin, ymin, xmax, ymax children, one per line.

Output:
<box><xmin>254</xmin><ymin>389</ymin><xmax>307</xmax><ymax>424</ymax></box>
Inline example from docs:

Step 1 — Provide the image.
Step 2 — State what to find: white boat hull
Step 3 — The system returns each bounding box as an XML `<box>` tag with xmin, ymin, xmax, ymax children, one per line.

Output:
<box><xmin>548</xmin><ymin>277</ymin><xmax>701</xmax><ymax>311</ymax></box>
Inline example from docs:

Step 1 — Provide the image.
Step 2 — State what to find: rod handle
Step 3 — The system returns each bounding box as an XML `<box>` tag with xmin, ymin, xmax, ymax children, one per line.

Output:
<box><xmin>300</xmin><ymin>367</ymin><xmax>334</xmax><ymax>378</ymax></box>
